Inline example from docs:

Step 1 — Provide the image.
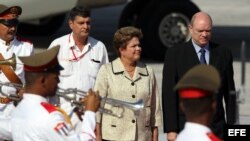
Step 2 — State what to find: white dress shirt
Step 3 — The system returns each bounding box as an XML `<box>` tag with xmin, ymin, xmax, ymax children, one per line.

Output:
<box><xmin>11</xmin><ymin>94</ymin><xmax>97</xmax><ymax>141</ymax></box>
<box><xmin>48</xmin><ymin>33</ymin><xmax>108</xmax><ymax>129</ymax></box>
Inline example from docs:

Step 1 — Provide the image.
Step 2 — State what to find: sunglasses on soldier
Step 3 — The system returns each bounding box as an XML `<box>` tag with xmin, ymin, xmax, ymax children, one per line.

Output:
<box><xmin>0</xmin><ymin>18</ymin><xmax>19</xmax><ymax>27</ymax></box>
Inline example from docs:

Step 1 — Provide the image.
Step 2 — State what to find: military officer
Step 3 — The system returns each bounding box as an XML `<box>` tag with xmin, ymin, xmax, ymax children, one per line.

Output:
<box><xmin>175</xmin><ymin>64</ymin><xmax>222</xmax><ymax>141</ymax></box>
<box><xmin>11</xmin><ymin>46</ymin><xmax>101</xmax><ymax>141</ymax></box>
<box><xmin>0</xmin><ymin>4</ymin><xmax>33</xmax><ymax>141</ymax></box>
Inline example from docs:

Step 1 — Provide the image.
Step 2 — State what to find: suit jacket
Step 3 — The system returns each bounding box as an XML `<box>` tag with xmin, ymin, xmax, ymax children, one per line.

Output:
<box><xmin>95</xmin><ymin>58</ymin><xmax>162</xmax><ymax>141</ymax></box>
<box><xmin>162</xmin><ymin>41</ymin><xmax>236</xmax><ymax>138</ymax></box>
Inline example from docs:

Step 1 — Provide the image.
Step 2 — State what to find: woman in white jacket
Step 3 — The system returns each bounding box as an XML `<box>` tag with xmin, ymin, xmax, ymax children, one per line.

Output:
<box><xmin>94</xmin><ymin>26</ymin><xmax>162</xmax><ymax>141</ymax></box>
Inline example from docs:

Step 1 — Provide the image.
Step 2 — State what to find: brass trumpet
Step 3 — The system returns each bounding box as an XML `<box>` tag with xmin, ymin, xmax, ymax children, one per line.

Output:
<box><xmin>56</xmin><ymin>88</ymin><xmax>144</xmax><ymax>118</ymax></box>
<box><xmin>0</xmin><ymin>81</ymin><xmax>23</xmax><ymax>101</ymax></box>
<box><xmin>0</xmin><ymin>54</ymin><xmax>16</xmax><ymax>70</ymax></box>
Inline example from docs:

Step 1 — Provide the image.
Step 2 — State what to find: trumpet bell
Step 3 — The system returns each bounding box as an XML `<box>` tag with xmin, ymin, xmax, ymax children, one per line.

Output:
<box><xmin>103</xmin><ymin>98</ymin><xmax>144</xmax><ymax>117</ymax></box>
<box><xmin>0</xmin><ymin>81</ymin><xmax>23</xmax><ymax>100</ymax></box>
<box><xmin>0</xmin><ymin>54</ymin><xmax>16</xmax><ymax>70</ymax></box>
<box><xmin>56</xmin><ymin>88</ymin><xmax>145</xmax><ymax>118</ymax></box>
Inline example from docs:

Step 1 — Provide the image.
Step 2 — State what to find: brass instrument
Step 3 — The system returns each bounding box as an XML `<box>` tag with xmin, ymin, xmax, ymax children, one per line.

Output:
<box><xmin>56</xmin><ymin>88</ymin><xmax>144</xmax><ymax>118</ymax></box>
<box><xmin>0</xmin><ymin>54</ymin><xmax>16</xmax><ymax>70</ymax></box>
<box><xmin>0</xmin><ymin>81</ymin><xmax>23</xmax><ymax>101</ymax></box>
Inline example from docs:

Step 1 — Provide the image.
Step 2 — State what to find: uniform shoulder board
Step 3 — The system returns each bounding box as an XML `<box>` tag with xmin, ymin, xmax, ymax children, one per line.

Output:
<box><xmin>16</xmin><ymin>36</ymin><xmax>33</xmax><ymax>44</ymax></box>
<box><xmin>41</xmin><ymin>102</ymin><xmax>57</xmax><ymax>113</ymax></box>
<box><xmin>206</xmin><ymin>132</ymin><xmax>222</xmax><ymax>141</ymax></box>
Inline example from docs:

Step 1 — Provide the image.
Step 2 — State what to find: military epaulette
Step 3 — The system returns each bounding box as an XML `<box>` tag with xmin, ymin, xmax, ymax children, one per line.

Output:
<box><xmin>16</xmin><ymin>36</ymin><xmax>33</xmax><ymax>44</ymax></box>
<box><xmin>41</xmin><ymin>102</ymin><xmax>57</xmax><ymax>113</ymax></box>
<box><xmin>206</xmin><ymin>132</ymin><xmax>222</xmax><ymax>141</ymax></box>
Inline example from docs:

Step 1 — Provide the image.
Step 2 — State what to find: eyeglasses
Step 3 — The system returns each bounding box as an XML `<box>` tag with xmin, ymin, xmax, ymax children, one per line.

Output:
<box><xmin>0</xmin><ymin>19</ymin><xmax>19</xmax><ymax>27</ymax></box>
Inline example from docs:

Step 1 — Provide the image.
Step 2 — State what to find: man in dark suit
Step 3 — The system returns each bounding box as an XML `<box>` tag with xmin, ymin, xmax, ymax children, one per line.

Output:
<box><xmin>162</xmin><ymin>12</ymin><xmax>236</xmax><ymax>141</ymax></box>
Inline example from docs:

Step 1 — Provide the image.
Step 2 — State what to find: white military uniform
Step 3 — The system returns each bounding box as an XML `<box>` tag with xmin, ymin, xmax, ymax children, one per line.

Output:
<box><xmin>0</xmin><ymin>37</ymin><xmax>33</xmax><ymax>141</ymax></box>
<box><xmin>11</xmin><ymin>94</ymin><xmax>96</xmax><ymax>141</ymax></box>
<box><xmin>0</xmin><ymin>117</ymin><xmax>11</xmax><ymax>140</ymax></box>
<box><xmin>48</xmin><ymin>33</ymin><xmax>108</xmax><ymax>129</ymax></box>
<box><xmin>176</xmin><ymin>122</ymin><xmax>221</xmax><ymax>141</ymax></box>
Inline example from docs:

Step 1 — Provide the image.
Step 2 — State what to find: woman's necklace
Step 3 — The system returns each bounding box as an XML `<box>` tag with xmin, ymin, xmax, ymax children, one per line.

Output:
<box><xmin>125</xmin><ymin>66</ymin><xmax>135</xmax><ymax>72</ymax></box>
<box><xmin>125</xmin><ymin>67</ymin><xmax>135</xmax><ymax>78</ymax></box>
<box><xmin>121</xmin><ymin>58</ymin><xmax>136</xmax><ymax>73</ymax></box>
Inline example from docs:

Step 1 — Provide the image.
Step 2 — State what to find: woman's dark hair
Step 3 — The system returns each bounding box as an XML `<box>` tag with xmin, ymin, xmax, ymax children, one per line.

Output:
<box><xmin>113</xmin><ymin>26</ymin><xmax>143</xmax><ymax>57</ymax></box>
